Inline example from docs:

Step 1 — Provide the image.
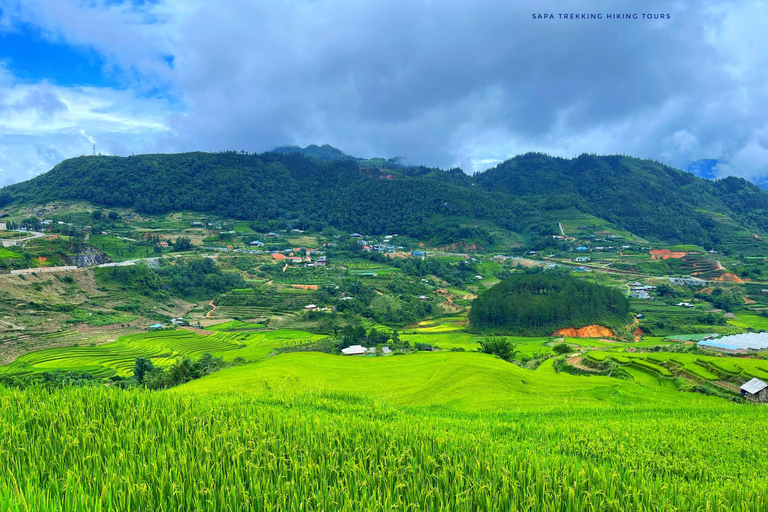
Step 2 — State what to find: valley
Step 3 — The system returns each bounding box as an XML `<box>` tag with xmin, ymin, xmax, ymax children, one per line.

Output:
<box><xmin>1</xmin><ymin>150</ymin><xmax>768</xmax><ymax>511</ymax></box>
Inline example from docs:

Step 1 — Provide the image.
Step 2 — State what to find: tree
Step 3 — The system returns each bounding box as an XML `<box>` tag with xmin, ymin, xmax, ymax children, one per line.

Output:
<box><xmin>108</xmin><ymin>211</ymin><xmax>120</xmax><ymax>220</ymax></box>
<box><xmin>553</xmin><ymin>343</ymin><xmax>572</xmax><ymax>355</ymax></box>
<box><xmin>478</xmin><ymin>336</ymin><xmax>519</xmax><ymax>362</ymax></box>
<box><xmin>655</xmin><ymin>283</ymin><xmax>674</xmax><ymax>297</ymax></box>
<box><xmin>133</xmin><ymin>357</ymin><xmax>154</xmax><ymax>384</ymax></box>
<box><xmin>173</xmin><ymin>237</ymin><xmax>193</xmax><ymax>251</ymax></box>
<box><xmin>92</xmin><ymin>210</ymin><xmax>103</xmax><ymax>220</ymax></box>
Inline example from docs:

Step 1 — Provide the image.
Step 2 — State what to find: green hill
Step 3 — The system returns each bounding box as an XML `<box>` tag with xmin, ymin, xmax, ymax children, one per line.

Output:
<box><xmin>468</xmin><ymin>273</ymin><xmax>631</xmax><ymax>335</ymax></box>
<box><xmin>3</xmin><ymin>150</ymin><xmax>768</xmax><ymax>249</ymax></box>
<box><xmin>474</xmin><ymin>152</ymin><xmax>768</xmax><ymax>246</ymax></box>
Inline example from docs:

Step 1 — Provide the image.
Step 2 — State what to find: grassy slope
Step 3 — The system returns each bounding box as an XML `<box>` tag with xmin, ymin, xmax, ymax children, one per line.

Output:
<box><xmin>178</xmin><ymin>351</ymin><xmax>708</xmax><ymax>411</ymax></box>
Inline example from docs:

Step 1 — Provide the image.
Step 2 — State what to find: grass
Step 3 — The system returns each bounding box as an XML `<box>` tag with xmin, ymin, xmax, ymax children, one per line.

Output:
<box><xmin>87</xmin><ymin>234</ymin><xmax>154</xmax><ymax>261</ymax></box>
<box><xmin>179</xmin><ymin>351</ymin><xmax>714</xmax><ymax>410</ymax></box>
<box><xmin>0</xmin><ymin>329</ymin><xmax>325</xmax><ymax>378</ymax></box>
<box><xmin>205</xmin><ymin>320</ymin><xmax>266</xmax><ymax>331</ymax></box>
<box><xmin>0</xmin><ymin>248</ymin><xmax>22</xmax><ymax>259</ymax></box>
<box><xmin>727</xmin><ymin>313</ymin><xmax>768</xmax><ymax>331</ymax></box>
<box><xmin>2</xmin><ymin>386</ymin><xmax>768</xmax><ymax>511</ymax></box>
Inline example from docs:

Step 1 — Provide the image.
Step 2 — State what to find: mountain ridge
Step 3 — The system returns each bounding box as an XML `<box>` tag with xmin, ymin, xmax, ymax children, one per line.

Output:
<box><xmin>2</xmin><ymin>150</ymin><xmax>768</xmax><ymax>252</ymax></box>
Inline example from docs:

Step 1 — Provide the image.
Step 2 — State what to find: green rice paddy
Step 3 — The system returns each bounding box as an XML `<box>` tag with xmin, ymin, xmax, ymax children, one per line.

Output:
<box><xmin>727</xmin><ymin>313</ymin><xmax>768</xmax><ymax>331</ymax></box>
<box><xmin>0</xmin><ymin>329</ymin><xmax>325</xmax><ymax>378</ymax></box>
<box><xmin>2</xmin><ymin>386</ymin><xmax>767</xmax><ymax>511</ymax></box>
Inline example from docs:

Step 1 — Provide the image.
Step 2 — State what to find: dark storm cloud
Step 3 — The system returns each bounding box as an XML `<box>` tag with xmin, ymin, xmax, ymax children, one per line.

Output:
<box><xmin>160</xmin><ymin>0</ymin><xmax>732</xmax><ymax>172</ymax></box>
<box><xmin>2</xmin><ymin>0</ymin><xmax>767</xmax><ymax>183</ymax></box>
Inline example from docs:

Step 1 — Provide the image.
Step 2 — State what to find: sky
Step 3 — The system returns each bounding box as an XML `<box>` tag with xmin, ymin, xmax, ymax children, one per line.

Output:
<box><xmin>0</xmin><ymin>0</ymin><xmax>767</xmax><ymax>187</ymax></box>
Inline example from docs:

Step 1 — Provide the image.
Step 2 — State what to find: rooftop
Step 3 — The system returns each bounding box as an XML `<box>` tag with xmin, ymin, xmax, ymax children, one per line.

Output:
<box><xmin>699</xmin><ymin>332</ymin><xmax>768</xmax><ymax>351</ymax></box>
<box><xmin>741</xmin><ymin>377</ymin><xmax>768</xmax><ymax>395</ymax></box>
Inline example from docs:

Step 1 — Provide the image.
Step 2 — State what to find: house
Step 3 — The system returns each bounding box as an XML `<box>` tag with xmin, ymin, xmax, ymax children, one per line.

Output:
<box><xmin>418</xmin><ymin>295</ymin><xmax>430</xmax><ymax>300</ymax></box>
<box><xmin>250</xmin><ymin>240</ymin><xmax>264</xmax><ymax>246</ymax></box>
<box><xmin>576</xmin><ymin>246</ymin><xmax>588</xmax><ymax>251</ymax></box>
<box><xmin>529</xmin><ymin>251</ymin><xmax>537</xmax><ymax>255</ymax></box>
<box><xmin>475</xmin><ymin>275</ymin><xmax>483</xmax><ymax>279</ymax></box>
<box><xmin>577</xmin><ymin>225</ymin><xmax>587</xmax><ymax>230</ymax></box>
<box><xmin>304</xmin><ymin>304</ymin><xmax>318</xmax><ymax>310</ymax></box>
<box><xmin>0</xmin><ymin>222</ymin><xmax>6</xmax><ymax>230</ymax></box>
<box><xmin>740</xmin><ymin>378</ymin><xmax>768</xmax><ymax>402</ymax></box>
<box><xmin>676</xmin><ymin>302</ymin><xmax>694</xmax><ymax>308</ymax></box>
<box><xmin>171</xmin><ymin>318</ymin><xmax>187</xmax><ymax>326</ymax></box>
<box><xmin>148</xmin><ymin>323</ymin><xmax>164</xmax><ymax>330</ymax></box>
<box><xmin>350</xmin><ymin>233</ymin><xmax>363</xmax><ymax>238</ymax></box>
<box><xmin>266</xmin><ymin>232</ymin><xmax>279</xmax><ymax>238</ymax></box>
<box><xmin>341</xmin><ymin>345</ymin><xmax>367</xmax><ymax>356</ymax></box>
<box><xmin>158</xmin><ymin>241</ymin><xmax>169</xmax><ymax>247</ymax></box>
<box><xmin>315</xmin><ymin>256</ymin><xmax>327</xmax><ymax>267</ymax></box>
<box><xmin>412</xmin><ymin>250</ymin><xmax>426</xmax><ymax>257</ymax></box>
<box><xmin>575</xmin><ymin>256</ymin><xmax>590</xmax><ymax>262</ymax></box>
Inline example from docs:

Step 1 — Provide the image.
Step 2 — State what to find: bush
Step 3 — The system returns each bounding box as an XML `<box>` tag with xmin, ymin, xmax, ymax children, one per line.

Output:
<box><xmin>477</xmin><ymin>336</ymin><xmax>518</xmax><ymax>362</ymax></box>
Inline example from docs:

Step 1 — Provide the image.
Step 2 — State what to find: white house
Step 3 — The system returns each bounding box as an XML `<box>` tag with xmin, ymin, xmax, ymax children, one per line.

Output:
<box><xmin>341</xmin><ymin>345</ymin><xmax>367</xmax><ymax>356</ymax></box>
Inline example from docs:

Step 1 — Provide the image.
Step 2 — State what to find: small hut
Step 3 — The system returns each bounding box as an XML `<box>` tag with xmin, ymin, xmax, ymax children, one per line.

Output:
<box><xmin>740</xmin><ymin>378</ymin><xmax>768</xmax><ymax>402</ymax></box>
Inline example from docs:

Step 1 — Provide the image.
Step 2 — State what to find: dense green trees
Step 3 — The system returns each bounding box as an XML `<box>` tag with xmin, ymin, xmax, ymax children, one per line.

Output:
<box><xmin>469</xmin><ymin>273</ymin><xmax>630</xmax><ymax>335</ymax></box>
<box><xmin>97</xmin><ymin>258</ymin><xmax>246</xmax><ymax>300</ymax></box>
<box><xmin>5</xmin><ymin>151</ymin><xmax>767</xmax><ymax>248</ymax></box>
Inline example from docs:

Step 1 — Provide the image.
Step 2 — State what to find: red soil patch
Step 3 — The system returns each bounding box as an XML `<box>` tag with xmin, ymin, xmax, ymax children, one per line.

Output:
<box><xmin>650</xmin><ymin>249</ymin><xmax>686</xmax><ymax>260</ymax></box>
<box><xmin>553</xmin><ymin>325</ymin><xmax>615</xmax><ymax>338</ymax></box>
<box><xmin>710</xmin><ymin>272</ymin><xmax>744</xmax><ymax>283</ymax></box>
<box><xmin>291</xmin><ymin>284</ymin><xmax>318</xmax><ymax>290</ymax></box>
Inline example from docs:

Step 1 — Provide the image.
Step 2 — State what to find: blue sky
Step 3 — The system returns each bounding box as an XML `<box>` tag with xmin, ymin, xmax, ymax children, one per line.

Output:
<box><xmin>0</xmin><ymin>0</ymin><xmax>767</xmax><ymax>187</ymax></box>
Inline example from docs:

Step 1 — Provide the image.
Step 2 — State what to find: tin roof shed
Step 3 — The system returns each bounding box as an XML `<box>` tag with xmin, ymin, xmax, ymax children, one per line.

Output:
<box><xmin>741</xmin><ymin>378</ymin><xmax>768</xmax><ymax>395</ymax></box>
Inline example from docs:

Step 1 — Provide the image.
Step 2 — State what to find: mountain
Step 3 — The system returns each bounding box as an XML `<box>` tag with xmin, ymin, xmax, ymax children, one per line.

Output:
<box><xmin>474</xmin><ymin>153</ymin><xmax>768</xmax><ymax>248</ymax></box>
<box><xmin>2</xmin><ymin>150</ymin><xmax>768</xmax><ymax>251</ymax></box>
<box><xmin>271</xmin><ymin>144</ymin><xmax>354</xmax><ymax>161</ymax></box>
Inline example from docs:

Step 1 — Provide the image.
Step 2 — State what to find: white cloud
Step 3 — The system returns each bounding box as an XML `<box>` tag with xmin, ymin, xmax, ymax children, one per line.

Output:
<box><xmin>0</xmin><ymin>63</ymin><xmax>172</xmax><ymax>185</ymax></box>
<box><xmin>0</xmin><ymin>0</ymin><xmax>768</xmax><ymax>187</ymax></box>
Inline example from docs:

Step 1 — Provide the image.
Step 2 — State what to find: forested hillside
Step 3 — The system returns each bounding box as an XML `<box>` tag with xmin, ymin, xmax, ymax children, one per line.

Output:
<box><xmin>2</xmin><ymin>150</ymin><xmax>768</xmax><ymax>248</ymax></box>
<box><xmin>468</xmin><ymin>273</ymin><xmax>631</xmax><ymax>335</ymax></box>
<box><xmin>474</xmin><ymin>153</ymin><xmax>768</xmax><ymax>245</ymax></box>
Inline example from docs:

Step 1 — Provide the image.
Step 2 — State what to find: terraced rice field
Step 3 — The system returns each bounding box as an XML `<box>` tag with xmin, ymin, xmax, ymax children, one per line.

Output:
<box><xmin>0</xmin><ymin>329</ymin><xmax>325</xmax><ymax>378</ymax></box>
<box><xmin>205</xmin><ymin>320</ymin><xmax>266</xmax><ymax>331</ymax></box>
<box><xmin>586</xmin><ymin>351</ymin><xmax>768</xmax><ymax>382</ymax></box>
<box><xmin>727</xmin><ymin>313</ymin><xmax>768</xmax><ymax>331</ymax></box>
